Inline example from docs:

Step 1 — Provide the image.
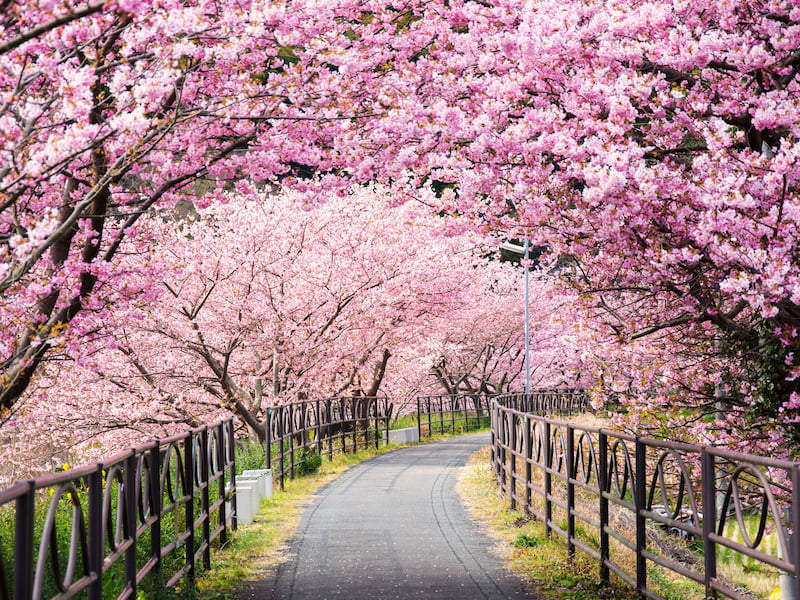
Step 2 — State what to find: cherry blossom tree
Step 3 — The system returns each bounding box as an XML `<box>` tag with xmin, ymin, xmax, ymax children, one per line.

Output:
<box><xmin>0</xmin><ymin>0</ymin><xmax>378</xmax><ymax>415</ymax></box>
<box><xmin>418</xmin><ymin>267</ymin><xmax>585</xmax><ymax>396</ymax></box>
<box><xmin>5</xmin><ymin>186</ymin><xmax>529</xmax><ymax>453</ymax></box>
<box><xmin>274</xmin><ymin>0</ymin><xmax>800</xmax><ymax>449</ymax></box>
<box><xmin>2</xmin><ymin>183</ymin><xmax>588</xmax><ymax>474</ymax></box>
<box><xmin>5</xmin><ymin>0</ymin><xmax>800</xmax><ymax>456</ymax></box>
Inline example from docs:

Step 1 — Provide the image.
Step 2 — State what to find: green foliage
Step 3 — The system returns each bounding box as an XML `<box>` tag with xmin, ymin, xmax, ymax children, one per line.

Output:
<box><xmin>390</xmin><ymin>414</ymin><xmax>419</xmax><ymax>429</ymax></box>
<box><xmin>137</xmin><ymin>572</ymin><xmax>197</xmax><ymax>600</ymax></box>
<box><xmin>721</xmin><ymin>321</ymin><xmax>800</xmax><ymax>442</ymax></box>
<box><xmin>277</xmin><ymin>45</ymin><xmax>300</xmax><ymax>65</ymax></box>
<box><xmin>295</xmin><ymin>449</ymin><xmax>322</xmax><ymax>476</ymax></box>
<box><xmin>234</xmin><ymin>440</ymin><xmax>266</xmax><ymax>473</ymax></box>
<box><xmin>646</xmin><ymin>565</ymin><xmax>704</xmax><ymax>600</ymax></box>
<box><xmin>421</xmin><ymin>411</ymin><xmax>491</xmax><ymax>435</ymax></box>
<box><xmin>511</xmin><ymin>533</ymin><xmax>541</xmax><ymax>548</ymax></box>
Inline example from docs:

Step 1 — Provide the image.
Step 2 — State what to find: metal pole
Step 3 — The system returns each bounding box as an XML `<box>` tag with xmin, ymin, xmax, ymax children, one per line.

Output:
<box><xmin>524</xmin><ymin>239</ymin><xmax>531</xmax><ymax>395</ymax></box>
<box><xmin>635</xmin><ymin>437</ymin><xmax>647</xmax><ymax>596</ymax></box>
<box><xmin>88</xmin><ymin>467</ymin><xmax>103</xmax><ymax>600</ymax></box>
<box><xmin>598</xmin><ymin>431</ymin><xmax>610</xmax><ymax>582</ymax></box>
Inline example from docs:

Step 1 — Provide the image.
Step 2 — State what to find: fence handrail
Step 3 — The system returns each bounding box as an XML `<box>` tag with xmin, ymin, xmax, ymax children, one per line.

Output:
<box><xmin>490</xmin><ymin>391</ymin><xmax>800</xmax><ymax>600</ymax></box>
<box><xmin>0</xmin><ymin>418</ymin><xmax>237</xmax><ymax>600</ymax></box>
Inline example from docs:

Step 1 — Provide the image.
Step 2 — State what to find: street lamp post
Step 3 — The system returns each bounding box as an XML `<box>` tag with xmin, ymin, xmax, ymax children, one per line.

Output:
<box><xmin>523</xmin><ymin>239</ymin><xmax>530</xmax><ymax>396</ymax></box>
<box><xmin>501</xmin><ymin>241</ymin><xmax>531</xmax><ymax>396</ymax></box>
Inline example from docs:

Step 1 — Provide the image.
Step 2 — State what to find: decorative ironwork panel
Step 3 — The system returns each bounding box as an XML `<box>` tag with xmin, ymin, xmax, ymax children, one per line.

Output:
<box><xmin>0</xmin><ymin>418</ymin><xmax>235</xmax><ymax>600</ymax></box>
<box><xmin>490</xmin><ymin>393</ymin><xmax>799</xmax><ymax>600</ymax></box>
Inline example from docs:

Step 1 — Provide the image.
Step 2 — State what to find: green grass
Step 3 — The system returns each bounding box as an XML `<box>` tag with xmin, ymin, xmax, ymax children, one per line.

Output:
<box><xmin>417</xmin><ymin>411</ymin><xmax>491</xmax><ymax>435</ymax></box>
<box><xmin>390</xmin><ymin>414</ymin><xmax>420</xmax><ymax>429</ymax></box>
<box><xmin>392</xmin><ymin>410</ymin><xmax>490</xmax><ymax>433</ymax></box>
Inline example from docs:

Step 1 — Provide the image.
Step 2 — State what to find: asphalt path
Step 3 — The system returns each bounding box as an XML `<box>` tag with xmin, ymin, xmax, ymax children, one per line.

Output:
<box><xmin>240</xmin><ymin>433</ymin><xmax>539</xmax><ymax>599</ymax></box>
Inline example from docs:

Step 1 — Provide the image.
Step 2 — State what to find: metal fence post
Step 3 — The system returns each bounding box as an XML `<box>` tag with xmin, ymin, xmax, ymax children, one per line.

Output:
<box><xmin>149</xmin><ymin>442</ymin><xmax>163</xmax><ymax>576</ymax></box>
<box><xmin>524</xmin><ymin>415</ymin><xmax>532</xmax><ymax>510</ymax></box>
<box><xmin>124</xmin><ymin>453</ymin><xmax>138</xmax><ymax>598</ymax></box>
<box><xmin>635</xmin><ymin>436</ymin><xmax>647</xmax><ymax>596</ymax></box>
<box><xmin>216</xmin><ymin>423</ymin><xmax>229</xmax><ymax>543</ymax></box>
<box><xmin>300</xmin><ymin>399</ymin><xmax>308</xmax><ymax>450</ymax></box>
<box><xmin>702</xmin><ymin>448</ymin><xmax>717</xmax><ymax>599</ymax></box>
<box><xmin>289</xmin><ymin>404</ymin><xmax>296</xmax><ymax>480</ymax></box>
<box><xmin>510</xmin><ymin>413</ymin><xmax>517</xmax><ymax>510</ymax></box>
<box><xmin>184</xmin><ymin>435</ymin><xmax>196</xmax><ymax>584</ymax></box>
<box><xmin>567</xmin><ymin>424</ymin><xmax>575</xmax><ymax>559</ymax></box>
<box><xmin>544</xmin><ymin>420</ymin><xmax>552</xmax><ymax>536</ymax></box>
<box><xmin>416</xmin><ymin>396</ymin><xmax>422</xmax><ymax>441</ymax></box>
<box><xmin>326</xmin><ymin>400</ymin><xmax>334</xmax><ymax>460</ymax></box>
<box><xmin>265</xmin><ymin>407</ymin><xmax>272</xmax><ymax>472</ymax></box>
<box><xmin>427</xmin><ymin>397</ymin><xmax>433</xmax><ymax>437</ymax></box>
<box><xmin>598</xmin><ymin>430</ymin><xmax>610</xmax><ymax>582</ymax></box>
<box><xmin>88</xmin><ymin>466</ymin><xmax>104</xmax><ymax>600</ymax></box>
<box><xmin>353</xmin><ymin>397</ymin><xmax>360</xmax><ymax>450</ymax></box>
<box><xmin>278</xmin><ymin>407</ymin><xmax>286</xmax><ymax>490</ymax></box>
<box><xmin>384</xmin><ymin>398</ymin><xmax>390</xmax><ymax>447</ymax></box>
<box><xmin>227</xmin><ymin>420</ymin><xmax>238</xmax><ymax>531</ymax></box>
<box><xmin>14</xmin><ymin>481</ymin><xmax>35</xmax><ymax>600</ymax></box>
<box><xmin>316</xmin><ymin>400</ymin><xmax>323</xmax><ymax>455</ymax></box>
<box><xmin>499</xmin><ymin>408</ymin><xmax>507</xmax><ymax>492</ymax></box>
<box><xmin>200</xmin><ymin>427</ymin><xmax>211</xmax><ymax>570</ymax></box>
<box><xmin>374</xmin><ymin>398</ymin><xmax>381</xmax><ymax>449</ymax></box>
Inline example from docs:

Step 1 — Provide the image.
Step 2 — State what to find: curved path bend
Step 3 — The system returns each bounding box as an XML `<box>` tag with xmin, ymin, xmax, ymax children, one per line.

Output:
<box><xmin>240</xmin><ymin>433</ymin><xmax>539</xmax><ymax>600</ymax></box>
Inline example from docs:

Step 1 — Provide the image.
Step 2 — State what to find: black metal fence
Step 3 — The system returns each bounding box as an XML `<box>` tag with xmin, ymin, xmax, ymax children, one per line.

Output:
<box><xmin>0</xmin><ymin>418</ymin><xmax>236</xmax><ymax>600</ymax></box>
<box><xmin>491</xmin><ymin>388</ymin><xmax>590</xmax><ymax>415</ymax></box>
<box><xmin>491</xmin><ymin>393</ymin><xmax>800</xmax><ymax>600</ymax></box>
<box><xmin>265</xmin><ymin>396</ymin><xmax>392</xmax><ymax>489</ymax></box>
<box><xmin>416</xmin><ymin>393</ymin><xmax>492</xmax><ymax>438</ymax></box>
<box><xmin>416</xmin><ymin>390</ymin><xmax>589</xmax><ymax>440</ymax></box>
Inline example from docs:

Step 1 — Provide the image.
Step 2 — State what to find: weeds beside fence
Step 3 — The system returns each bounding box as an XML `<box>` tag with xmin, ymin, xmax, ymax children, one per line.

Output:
<box><xmin>0</xmin><ymin>418</ymin><xmax>236</xmax><ymax>600</ymax></box>
<box><xmin>265</xmin><ymin>396</ymin><xmax>392</xmax><ymax>490</ymax></box>
<box><xmin>491</xmin><ymin>392</ymin><xmax>800</xmax><ymax>600</ymax></box>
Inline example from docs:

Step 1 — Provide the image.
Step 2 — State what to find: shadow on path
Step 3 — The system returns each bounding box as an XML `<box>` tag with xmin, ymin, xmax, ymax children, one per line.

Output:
<box><xmin>239</xmin><ymin>433</ymin><xmax>539</xmax><ymax>599</ymax></box>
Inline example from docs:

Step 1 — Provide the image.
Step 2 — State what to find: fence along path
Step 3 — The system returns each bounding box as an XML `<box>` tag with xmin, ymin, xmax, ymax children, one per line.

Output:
<box><xmin>491</xmin><ymin>392</ymin><xmax>800</xmax><ymax>600</ymax></box>
<box><xmin>264</xmin><ymin>396</ymin><xmax>392</xmax><ymax>490</ymax></box>
<box><xmin>8</xmin><ymin>388</ymin><xmax>796</xmax><ymax>599</ymax></box>
<box><xmin>0</xmin><ymin>418</ymin><xmax>237</xmax><ymax>600</ymax></box>
<box><xmin>0</xmin><ymin>395</ymin><xmax>395</xmax><ymax>600</ymax></box>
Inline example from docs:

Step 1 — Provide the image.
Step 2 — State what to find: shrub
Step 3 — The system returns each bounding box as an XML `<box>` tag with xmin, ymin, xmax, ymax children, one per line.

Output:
<box><xmin>296</xmin><ymin>449</ymin><xmax>322</xmax><ymax>476</ymax></box>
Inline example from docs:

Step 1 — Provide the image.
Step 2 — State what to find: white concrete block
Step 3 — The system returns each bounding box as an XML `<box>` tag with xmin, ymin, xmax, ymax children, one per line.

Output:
<box><xmin>242</xmin><ymin>469</ymin><xmax>273</xmax><ymax>498</ymax></box>
<box><xmin>234</xmin><ymin>482</ymin><xmax>259</xmax><ymax>526</ymax></box>
<box><xmin>388</xmin><ymin>427</ymin><xmax>420</xmax><ymax>444</ymax></box>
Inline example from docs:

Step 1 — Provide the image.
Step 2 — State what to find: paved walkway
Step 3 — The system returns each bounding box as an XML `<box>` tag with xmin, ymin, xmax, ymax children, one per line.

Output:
<box><xmin>239</xmin><ymin>433</ymin><xmax>539</xmax><ymax>600</ymax></box>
